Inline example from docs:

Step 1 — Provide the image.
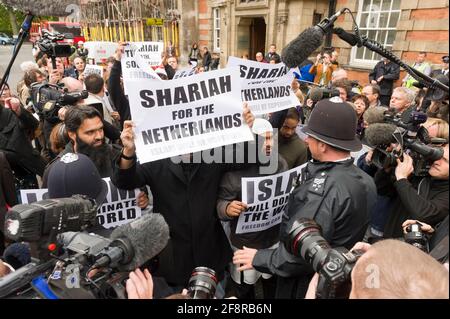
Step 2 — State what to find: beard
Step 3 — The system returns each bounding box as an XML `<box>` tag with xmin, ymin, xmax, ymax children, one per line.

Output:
<box><xmin>76</xmin><ymin>136</ymin><xmax>111</xmax><ymax>176</ymax></box>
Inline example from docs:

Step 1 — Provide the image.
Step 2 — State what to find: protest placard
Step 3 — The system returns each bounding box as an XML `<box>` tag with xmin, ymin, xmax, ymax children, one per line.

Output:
<box><xmin>237</xmin><ymin>163</ymin><xmax>307</xmax><ymax>234</ymax></box>
<box><xmin>121</xmin><ymin>42</ymin><xmax>163</xmax><ymax>82</ymax></box>
<box><xmin>125</xmin><ymin>67</ymin><xmax>254</xmax><ymax>163</ymax></box>
<box><xmin>19</xmin><ymin>178</ymin><xmax>141</xmax><ymax>229</ymax></box>
<box><xmin>84</xmin><ymin>41</ymin><xmax>118</xmax><ymax>64</ymax></box>
<box><xmin>83</xmin><ymin>64</ymin><xmax>104</xmax><ymax>78</ymax></box>
<box><xmin>227</xmin><ymin>57</ymin><xmax>298</xmax><ymax>115</ymax></box>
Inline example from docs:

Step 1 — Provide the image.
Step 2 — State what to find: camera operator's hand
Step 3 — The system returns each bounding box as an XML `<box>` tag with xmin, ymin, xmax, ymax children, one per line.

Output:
<box><xmin>402</xmin><ymin>220</ymin><xmax>435</xmax><ymax>234</ymax></box>
<box><xmin>243</xmin><ymin>103</ymin><xmax>255</xmax><ymax>129</ymax></box>
<box><xmin>233</xmin><ymin>246</ymin><xmax>257</xmax><ymax>271</ymax></box>
<box><xmin>58</xmin><ymin>107</ymin><xmax>68</xmax><ymax>121</ymax></box>
<box><xmin>305</xmin><ymin>273</ymin><xmax>320</xmax><ymax>299</ymax></box>
<box><xmin>137</xmin><ymin>191</ymin><xmax>149</xmax><ymax>209</ymax></box>
<box><xmin>49</xmin><ymin>70</ymin><xmax>62</xmax><ymax>85</ymax></box>
<box><xmin>78</xmin><ymin>72</ymin><xmax>85</xmax><ymax>83</ymax></box>
<box><xmin>395</xmin><ymin>153</ymin><xmax>414</xmax><ymax>181</ymax></box>
<box><xmin>377</xmin><ymin>76</ymin><xmax>384</xmax><ymax>83</ymax></box>
<box><xmin>226</xmin><ymin>201</ymin><xmax>248</xmax><ymax>218</ymax></box>
<box><xmin>365</xmin><ymin>150</ymin><xmax>374</xmax><ymax>165</ymax></box>
<box><xmin>351</xmin><ymin>242</ymin><xmax>372</xmax><ymax>253</ymax></box>
<box><xmin>306</xmin><ymin>98</ymin><xmax>314</xmax><ymax>109</ymax></box>
<box><xmin>315</xmin><ymin>53</ymin><xmax>322</xmax><ymax>65</ymax></box>
<box><xmin>126</xmin><ymin>269</ymin><xmax>153</xmax><ymax>299</ymax></box>
<box><xmin>4</xmin><ymin>97</ymin><xmax>21</xmax><ymax>116</ymax></box>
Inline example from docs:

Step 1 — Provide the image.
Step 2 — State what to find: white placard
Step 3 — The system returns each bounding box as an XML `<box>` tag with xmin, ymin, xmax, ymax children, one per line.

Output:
<box><xmin>126</xmin><ymin>67</ymin><xmax>254</xmax><ymax>163</ymax></box>
<box><xmin>237</xmin><ymin>164</ymin><xmax>307</xmax><ymax>234</ymax></box>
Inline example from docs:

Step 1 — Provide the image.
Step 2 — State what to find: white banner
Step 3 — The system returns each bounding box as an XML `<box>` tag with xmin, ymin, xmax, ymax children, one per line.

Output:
<box><xmin>227</xmin><ymin>57</ymin><xmax>298</xmax><ymax>115</ymax></box>
<box><xmin>84</xmin><ymin>64</ymin><xmax>104</xmax><ymax>78</ymax></box>
<box><xmin>121</xmin><ymin>42</ymin><xmax>164</xmax><ymax>82</ymax></box>
<box><xmin>126</xmin><ymin>67</ymin><xmax>254</xmax><ymax>163</ymax></box>
<box><xmin>19</xmin><ymin>178</ymin><xmax>141</xmax><ymax>229</ymax></box>
<box><xmin>237</xmin><ymin>163</ymin><xmax>307</xmax><ymax>234</ymax></box>
<box><xmin>84</xmin><ymin>41</ymin><xmax>118</xmax><ymax>64</ymax></box>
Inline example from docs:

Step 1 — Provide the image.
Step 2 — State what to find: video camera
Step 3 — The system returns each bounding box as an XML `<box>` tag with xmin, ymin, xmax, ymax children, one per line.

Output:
<box><xmin>0</xmin><ymin>231</ymin><xmax>133</xmax><ymax>299</ymax></box>
<box><xmin>1</xmin><ymin>202</ymin><xmax>170</xmax><ymax>299</ymax></box>
<box><xmin>307</xmin><ymin>86</ymin><xmax>340</xmax><ymax>104</ymax></box>
<box><xmin>37</xmin><ymin>29</ymin><xmax>74</xmax><ymax>65</ymax></box>
<box><xmin>30</xmin><ymin>82</ymin><xmax>88</xmax><ymax>118</ymax></box>
<box><xmin>369</xmin><ymin>110</ymin><xmax>444</xmax><ymax>176</ymax></box>
<box><xmin>284</xmin><ymin>219</ymin><xmax>363</xmax><ymax>299</ymax></box>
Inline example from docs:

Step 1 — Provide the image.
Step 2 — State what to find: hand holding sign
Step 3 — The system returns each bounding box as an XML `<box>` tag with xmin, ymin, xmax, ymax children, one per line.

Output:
<box><xmin>233</xmin><ymin>246</ymin><xmax>257</xmax><ymax>272</ymax></box>
<box><xmin>114</xmin><ymin>42</ymin><xmax>127</xmax><ymax>61</ymax></box>
<box><xmin>242</xmin><ymin>103</ymin><xmax>255</xmax><ymax>129</ymax></box>
<box><xmin>121</xmin><ymin>121</ymin><xmax>136</xmax><ymax>155</ymax></box>
<box><xmin>226</xmin><ymin>201</ymin><xmax>248</xmax><ymax>218</ymax></box>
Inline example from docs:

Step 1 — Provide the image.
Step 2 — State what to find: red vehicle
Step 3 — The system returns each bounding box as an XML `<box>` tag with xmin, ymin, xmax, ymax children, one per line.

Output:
<box><xmin>30</xmin><ymin>21</ymin><xmax>85</xmax><ymax>44</ymax></box>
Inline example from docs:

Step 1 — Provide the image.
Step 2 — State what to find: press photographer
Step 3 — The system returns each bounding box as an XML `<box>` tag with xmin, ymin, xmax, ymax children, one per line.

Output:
<box><xmin>373</xmin><ymin>142</ymin><xmax>448</xmax><ymax>239</ymax></box>
<box><xmin>305</xmin><ymin>239</ymin><xmax>449</xmax><ymax>299</ymax></box>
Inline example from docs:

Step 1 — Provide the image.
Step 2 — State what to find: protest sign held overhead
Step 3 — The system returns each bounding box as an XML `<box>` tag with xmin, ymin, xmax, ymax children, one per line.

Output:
<box><xmin>121</xmin><ymin>42</ymin><xmax>164</xmax><ymax>81</ymax></box>
<box><xmin>19</xmin><ymin>178</ymin><xmax>142</xmax><ymax>229</ymax></box>
<box><xmin>227</xmin><ymin>57</ymin><xmax>298</xmax><ymax>115</ymax></box>
<box><xmin>237</xmin><ymin>163</ymin><xmax>307</xmax><ymax>234</ymax></box>
<box><xmin>125</xmin><ymin>68</ymin><xmax>254</xmax><ymax>163</ymax></box>
<box><xmin>83</xmin><ymin>64</ymin><xmax>104</xmax><ymax>78</ymax></box>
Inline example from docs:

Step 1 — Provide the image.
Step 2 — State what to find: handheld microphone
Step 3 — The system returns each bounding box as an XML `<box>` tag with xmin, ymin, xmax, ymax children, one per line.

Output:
<box><xmin>93</xmin><ymin>213</ymin><xmax>170</xmax><ymax>272</ymax></box>
<box><xmin>281</xmin><ymin>8</ymin><xmax>346</xmax><ymax>68</ymax></box>
<box><xmin>0</xmin><ymin>0</ymin><xmax>77</xmax><ymax>16</ymax></box>
<box><xmin>364</xmin><ymin>123</ymin><xmax>397</xmax><ymax>146</ymax></box>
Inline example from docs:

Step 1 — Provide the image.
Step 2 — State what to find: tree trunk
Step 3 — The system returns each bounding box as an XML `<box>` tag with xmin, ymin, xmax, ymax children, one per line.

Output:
<box><xmin>7</xmin><ymin>8</ymin><xmax>19</xmax><ymax>36</ymax></box>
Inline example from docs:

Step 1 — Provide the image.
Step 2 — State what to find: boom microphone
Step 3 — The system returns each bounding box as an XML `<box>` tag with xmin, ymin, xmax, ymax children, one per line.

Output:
<box><xmin>0</xmin><ymin>0</ymin><xmax>76</xmax><ymax>16</ymax></box>
<box><xmin>281</xmin><ymin>8</ymin><xmax>346</xmax><ymax>68</ymax></box>
<box><xmin>93</xmin><ymin>213</ymin><xmax>170</xmax><ymax>272</ymax></box>
<box><xmin>363</xmin><ymin>106</ymin><xmax>389</xmax><ymax>125</ymax></box>
<box><xmin>333</xmin><ymin>27</ymin><xmax>360</xmax><ymax>47</ymax></box>
<box><xmin>364</xmin><ymin>123</ymin><xmax>397</xmax><ymax>146</ymax></box>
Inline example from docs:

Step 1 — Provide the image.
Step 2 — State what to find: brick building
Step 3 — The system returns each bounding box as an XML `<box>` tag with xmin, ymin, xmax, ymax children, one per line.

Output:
<box><xmin>178</xmin><ymin>0</ymin><xmax>449</xmax><ymax>85</ymax></box>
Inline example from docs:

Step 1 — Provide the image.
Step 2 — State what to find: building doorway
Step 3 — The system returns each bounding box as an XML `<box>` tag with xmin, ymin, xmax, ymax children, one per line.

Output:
<box><xmin>249</xmin><ymin>18</ymin><xmax>267</xmax><ymax>60</ymax></box>
<box><xmin>237</xmin><ymin>17</ymin><xmax>266</xmax><ymax>60</ymax></box>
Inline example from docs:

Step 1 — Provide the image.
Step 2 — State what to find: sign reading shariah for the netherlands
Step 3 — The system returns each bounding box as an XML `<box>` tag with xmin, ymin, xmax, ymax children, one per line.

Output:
<box><xmin>125</xmin><ymin>67</ymin><xmax>254</xmax><ymax>163</ymax></box>
<box><xmin>227</xmin><ymin>57</ymin><xmax>298</xmax><ymax>115</ymax></box>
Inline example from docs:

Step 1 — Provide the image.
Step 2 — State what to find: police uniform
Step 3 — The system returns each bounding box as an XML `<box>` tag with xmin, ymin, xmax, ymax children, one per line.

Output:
<box><xmin>251</xmin><ymin>100</ymin><xmax>377</xmax><ymax>298</ymax></box>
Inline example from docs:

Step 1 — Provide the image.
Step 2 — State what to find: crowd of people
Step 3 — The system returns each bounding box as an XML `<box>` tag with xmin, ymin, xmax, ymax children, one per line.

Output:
<box><xmin>0</xmin><ymin>37</ymin><xmax>449</xmax><ymax>300</ymax></box>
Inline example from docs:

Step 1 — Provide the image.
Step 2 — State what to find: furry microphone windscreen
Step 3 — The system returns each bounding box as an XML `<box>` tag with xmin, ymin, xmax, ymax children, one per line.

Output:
<box><xmin>110</xmin><ymin>213</ymin><xmax>170</xmax><ymax>271</ymax></box>
<box><xmin>281</xmin><ymin>27</ymin><xmax>325</xmax><ymax>69</ymax></box>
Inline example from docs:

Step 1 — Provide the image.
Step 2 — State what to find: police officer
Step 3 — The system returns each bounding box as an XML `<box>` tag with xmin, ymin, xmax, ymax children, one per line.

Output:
<box><xmin>233</xmin><ymin>99</ymin><xmax>377</xmax><ymax>299</ymax></box>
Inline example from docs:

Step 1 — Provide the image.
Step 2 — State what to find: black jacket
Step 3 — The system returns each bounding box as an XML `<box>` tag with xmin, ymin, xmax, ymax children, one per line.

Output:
<box><xmin>108</xmin><ymin>60</ymin><xmax>131</xmax><ymax>128</ymax></box>
<box><xmin>252</xmin><ymin>159</ymin><xmax>377</xmax><ymax>298</ymax></box>
<box><xmin>112</xmin><ymin>156</ymin><xmax>248</xmax><ymax>286</ymax></box>
<box><xmin>369</xmin><ymin>61</ymin><xmax>400</xmax><ymax>96</ymax></box>
<box><xmin>0</xmin><ymin>106</ymin><xmax>46</xmax><ymax>176</ymax></box>
<box><xmin>375</xmin><ymin>170</ymin><xmax>449</xmax><ymax>239</ymax></box>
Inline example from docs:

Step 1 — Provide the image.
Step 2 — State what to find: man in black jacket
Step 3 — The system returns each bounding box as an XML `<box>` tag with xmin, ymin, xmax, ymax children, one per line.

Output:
<box><xmin>112</xmin><ymin>106</ymin><xmax>255</xmax><ymax>291</ymax></box>
<box><xmin>233</xmin><ymin>100</ymin><xmax>377</xmax><ymax>298</ymax></box>
<box><xmin>376</xmin><ymin>144</ymin><xmax>449</xmax><ymax>239</ymax></box>
<box><xmin>369</xmin><ymin>58</ymin><xmax>400</xmax><ymax>106</ymax></box>
<box><xmin>0</xmin><ymin>89</ymin><xmax>46</xmax><ymax>179</ymax></box>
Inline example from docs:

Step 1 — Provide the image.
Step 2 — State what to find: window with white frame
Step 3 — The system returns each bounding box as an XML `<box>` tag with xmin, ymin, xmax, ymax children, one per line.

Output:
<box><xmin>213</xmin><ymin>8</ymin><xmax>221</xmax><ymax>52</ymax></box>
<box><xmin>351</xmin><ymin>0</ymin><xmax>401</xmax><ymax>67</ymax></box>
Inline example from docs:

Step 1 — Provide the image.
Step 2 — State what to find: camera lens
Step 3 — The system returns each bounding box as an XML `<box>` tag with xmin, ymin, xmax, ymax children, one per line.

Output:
<box><xmin>187</xmin><ymin>267</ymin><xmax>218</xmax><ymax>299</ymax></box>
<box><xmin>285</xmin><ymin>219</ymin><xmax>332</xmax><ymax>272</ymax></box>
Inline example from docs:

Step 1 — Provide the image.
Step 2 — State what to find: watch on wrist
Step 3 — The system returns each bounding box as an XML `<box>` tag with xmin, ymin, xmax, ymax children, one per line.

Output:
<box><xmin>121</xmin><ymin>149</ymin><xmax>136</xmax><ymax>161</ymax></box>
